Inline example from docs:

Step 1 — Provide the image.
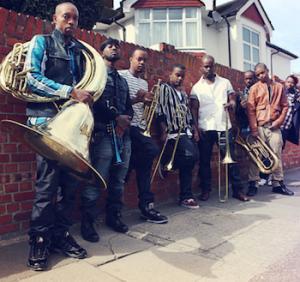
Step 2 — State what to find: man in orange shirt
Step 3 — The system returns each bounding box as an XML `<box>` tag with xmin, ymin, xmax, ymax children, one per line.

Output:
<box><xmin>247</xmin><ymin>63</ymin><xmax>294</xmax><ymax>196</ymax></box>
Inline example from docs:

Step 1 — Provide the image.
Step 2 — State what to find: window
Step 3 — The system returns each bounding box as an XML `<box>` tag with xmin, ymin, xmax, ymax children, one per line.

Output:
<box><xmin>243</xmin><ymin>26</ymin><xmax>260</xmax><ymax>71</ymax></box>
<box><xmin>137</xmin><ymin>8</ymin><xmax>199</xmax><ymax>48</ymax></box>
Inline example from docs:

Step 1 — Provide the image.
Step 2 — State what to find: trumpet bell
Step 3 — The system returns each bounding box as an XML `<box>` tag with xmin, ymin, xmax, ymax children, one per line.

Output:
<box><xmin>1</xmin><ymin>101</ymin><xmax>106</xmax><ymax>189</ymax></box>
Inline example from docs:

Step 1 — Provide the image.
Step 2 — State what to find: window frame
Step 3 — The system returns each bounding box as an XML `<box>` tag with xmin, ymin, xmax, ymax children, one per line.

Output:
<box><xmin>242</xmin><ymin>25</ymin><xmax>260</xmax><ymax>71</ymax></box>
<box><xmin>136</xmin><ymin>7</ymin><xmax>200</xmax><ymax>49</ymax></box>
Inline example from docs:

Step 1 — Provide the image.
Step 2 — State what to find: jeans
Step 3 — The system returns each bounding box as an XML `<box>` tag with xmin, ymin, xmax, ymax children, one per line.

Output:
<box><xmin>130</xmin><ymin>126</ymin><xmax>159</xmax><ymax>209</ymax></box>
<box><xmin>162</xmin><ymin>135</ymin><xmax>198</xmax><ymax>201</ymax></box>
<box><xmin>81</xmin><ymin>131</ymin><xmax>131</xmax><ymax>220</ymax></box>
<box><xmin>29</xmin><ymin>154</ymin><xmax>79</xmax><ymax>238</ymax></box>
<box><xmin>198</xmin><ymin>130</ymin><xmax>244</xmax><ymax>195</ymax></box>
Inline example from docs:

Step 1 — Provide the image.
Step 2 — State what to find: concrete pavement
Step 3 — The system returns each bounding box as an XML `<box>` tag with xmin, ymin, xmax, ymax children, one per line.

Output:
<box><xmin>1</xmin><ymin>168</ymin><xmax>300</xmax><ymax>282</ymax></box>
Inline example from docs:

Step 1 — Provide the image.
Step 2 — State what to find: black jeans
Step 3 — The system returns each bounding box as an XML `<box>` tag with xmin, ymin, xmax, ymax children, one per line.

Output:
<box><xmin>198</xmin><ymin>130</ymin><xmax>244</xmax><ymax>195</ymax></box>
<box><xmin>29</xmin><ymin>154</ymin><xmax>79</xmax><ymax>238</ymax></box>
<box><xmin>130</xmin><ymin>126</ymin><xmax>159</xmax><ymax>209</ymax></box>
<box><xmin>162</xmin><ymin>135</ymin><xmax>198</xmax><ymax>201</ymax></box>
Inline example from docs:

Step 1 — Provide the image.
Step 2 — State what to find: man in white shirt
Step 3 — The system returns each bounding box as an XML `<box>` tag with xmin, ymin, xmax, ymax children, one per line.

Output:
<box><xmin>119</xmin><ymin>48</ymin><xmax>168</xmax><ymax>224</ymax></box>
<box><xmin>190</xmin><ymin>55</ymin><xmax>249</xmax><ymax>202</ymax></box>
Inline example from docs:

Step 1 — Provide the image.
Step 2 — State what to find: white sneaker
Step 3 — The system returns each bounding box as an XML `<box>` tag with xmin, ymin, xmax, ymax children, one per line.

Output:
<box><xmin>258</xmin><ymin>179</ymin><xmax>267</xmax><ymax>186</ymax></box>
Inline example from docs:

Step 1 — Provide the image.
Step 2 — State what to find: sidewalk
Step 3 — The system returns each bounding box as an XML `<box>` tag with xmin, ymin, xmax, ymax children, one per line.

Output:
<box><xmin>1</xmin><ymin>168</ymin><xmax>300</xmax><ymax>282</ymax></box>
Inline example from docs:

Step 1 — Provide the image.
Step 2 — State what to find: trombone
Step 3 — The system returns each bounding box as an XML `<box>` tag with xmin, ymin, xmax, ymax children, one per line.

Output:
<box><xmin>151</xmin><ymin>104</ymin><xmax>186</xmax><ymax>183</ymax></box>
<box><xmin>218</xmin><ymin>107</ymin><xmax>236</xmax><ymax>202</ymax></box>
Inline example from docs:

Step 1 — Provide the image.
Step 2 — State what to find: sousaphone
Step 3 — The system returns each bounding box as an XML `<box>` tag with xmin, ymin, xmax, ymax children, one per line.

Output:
<box><xmin>0</xmin><ymin>39</ymin><xmax>107</xmax><ymax>188</ymax></box>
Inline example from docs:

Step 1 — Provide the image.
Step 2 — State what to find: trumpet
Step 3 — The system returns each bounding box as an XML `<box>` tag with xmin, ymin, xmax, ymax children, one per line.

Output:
<box><xmin>142</xmin><ymin>79</ymin><xmax>162</xmax><ymax>137</ymax></box>
<box><xmin>151</xmin><ymin>104</ymin><xmax>186</xmax><ymax>183</ymax></box>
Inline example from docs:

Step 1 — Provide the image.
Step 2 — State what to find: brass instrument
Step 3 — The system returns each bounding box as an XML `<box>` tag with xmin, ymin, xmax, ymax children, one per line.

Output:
<box><xmin>0</xmin><ymin>40</ymin><xmax>107</xmax><ymax>188</ymax></box>
<box><xmin>235</xmin><ymin>132</ymin><xmax>279</xmax><ymax>174</ymax></box>
<box><xmin>235</xmin><ymin>90</ymin><xmax>279</xmax><ymax>174</ymax></box>
<box><xmin>151</xmin><ymin>103</ymin><xmax>186</xmax><ymax>183</ymax></box>
<box><xmin>218</xmin><ymin>108</ymin><xmax>236</xmax><ymax>203</ymax></box>
<box><xmin>142</xmin><ymin>79</ymin><xmax>162</xmax><ymax>137</ymax></box>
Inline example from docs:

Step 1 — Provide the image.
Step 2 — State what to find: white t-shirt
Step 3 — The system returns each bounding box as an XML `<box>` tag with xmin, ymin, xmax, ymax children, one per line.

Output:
<box><xmin>118</xmin><ymin>69</ymin><xmax>148</xmax><ymax>129</ymax></box>
<box><xmin>191</xmin><ymin>75</ymin><xmax>234</xmax><ymax>131</ymax></box>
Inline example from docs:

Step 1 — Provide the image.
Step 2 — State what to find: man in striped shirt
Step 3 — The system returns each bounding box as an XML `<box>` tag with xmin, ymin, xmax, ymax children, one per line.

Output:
<box><xmin>119</xmin><ymin>48</ymin><xmax>168</xmax><ymax>224</ymax></box>
<box><xmin>157</xmin><ymin>64</ymin><xmax>200</xmax><ymax>209</ymax></box>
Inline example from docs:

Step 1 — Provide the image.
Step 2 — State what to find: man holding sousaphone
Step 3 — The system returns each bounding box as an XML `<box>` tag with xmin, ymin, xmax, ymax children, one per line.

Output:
<box><xmin>0</xmin><ymin>2</ymin><xmax>107</xmax><ymax>271</ymax></box>
<box><xmin>154</xmin><ymin>64</ymin><xmax>200</xmax><ymax>209</ymax></box>
<box><xmin>80</xmin><ymin>38</ymin><xmax>133</xmax><ymax>241</ymax></box>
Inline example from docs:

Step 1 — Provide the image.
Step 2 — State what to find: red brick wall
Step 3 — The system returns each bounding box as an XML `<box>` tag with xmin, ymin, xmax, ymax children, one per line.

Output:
<box><xmin>0</xmin><ymin>8</ymin><xmax>300</xmax><ymax>239</ymax></box>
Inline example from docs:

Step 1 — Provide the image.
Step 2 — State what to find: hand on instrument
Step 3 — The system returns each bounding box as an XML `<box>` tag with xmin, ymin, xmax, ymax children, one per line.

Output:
<box><xmin>240</xmin><ymin>99</ymin><xmax>247</xmax><ymax>109</ymax></box>
<box><xmin>136</xmin><ymin>90</ymin><xmax>154</xmax><ymax>105</ymax></box>
<box><xmin>71</xmin><ymin>89</ymin><xmax>93</xmax><ymax>106</ymax></box>
<box><xmin>269</xmin><ymin>122</ymin><xmax>278</xmax><ymax>130</ymax></box>
<box><xmin>116</xmin><ymin>115</ymin><xmax>132</xmax><ymax>130</ymax></box>
<box><xmin>223</xmin><ymin>100</ymin><xmax>236</xmax><ymax>110</ymax></box>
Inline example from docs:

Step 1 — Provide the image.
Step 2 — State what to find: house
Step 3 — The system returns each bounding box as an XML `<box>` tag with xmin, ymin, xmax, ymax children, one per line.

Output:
<box><xmin>95</xmin><ymin>0</ymin><xmax>298</xmax><ymax>79</ymax></box>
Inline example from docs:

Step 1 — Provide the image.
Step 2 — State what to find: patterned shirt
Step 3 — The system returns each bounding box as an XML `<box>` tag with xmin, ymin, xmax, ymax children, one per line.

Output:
<box><xmin>281</xmin><ymin>88</ymin><xmax>300</xmax><ymax>130</ymax></box>
<box><xmin>157</xmin><ymin>83</ymin><xmax>193</xmax><ymax>136</ymax></box>
<box><xmin>118</xmin><ymin>70</ymin><xmax>148</xmax><ymax>129</ymax></box>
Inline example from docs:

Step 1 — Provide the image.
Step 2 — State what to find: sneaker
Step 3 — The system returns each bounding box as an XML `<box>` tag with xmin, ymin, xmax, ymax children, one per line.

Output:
<box><xmin>81</xmin><ymin>216</ymin><xmax>99</xmax><ymax>243</ymax></box>
<box><xmin>257</xmin><ymin>178</ymin><xmax>267</xmax><ymax>186</ymax></box>
<box><xmin>140</xmin><ymin>203</ymin><xmax>168</xmax><ymax>224</ymax></box>
<box><xmin>272</xmin><ymin>181</ymin><xmax>294</xmax><ymax>196</ymax></box>
<box><xmin>180</xmin><ymin>198</ymin><xmax>199</xmax><ymax>209</ymax></box>
<box><xmin>27</xmin><ymin>236</ymin><xmax>50</xmax><ymax>271</ymax></box>
<box><xmin>267</xmin><ymin>179</ymin><xmax>272</xmax><ymax>186</ymax></box>
<box><xmin>247</xmin><ymin>181</ymin><xmax>258</xmax><ymax>196</ymax></box>
<box><xmin>106</xmin><ymin>211</ymin><xmax>129</xmax><ymax>233</ymax></box>
<box><xmin>53</xmin><ymin>232</ymin><xmax>87</xmax><ymax>259</ymax></box>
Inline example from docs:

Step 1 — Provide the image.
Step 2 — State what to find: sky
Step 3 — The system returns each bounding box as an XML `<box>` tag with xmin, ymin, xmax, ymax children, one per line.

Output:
<box><xmin>113</xmin><ymin>0</ymin><xmax>300</xmax><ymax>73</ymax></box>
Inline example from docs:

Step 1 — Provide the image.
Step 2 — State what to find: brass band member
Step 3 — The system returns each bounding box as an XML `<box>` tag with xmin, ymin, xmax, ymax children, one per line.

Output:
<box><xmin>25</xmin><ymin>2</ymin><xmax>90</xmax><ymax>271</ymax></box>
<box><xmin>247</xmin><ymin>63</ymin><xmax>294</xmax><ymax>196</ymax></box>
<box><xmin>80</xmin><ymin>38</ymin><xmax>133</xmax><ymax>242</ymax></box>
<box><xmin>235</xmin><ymin>70</ymin><xmax>260</xmax><ymax>196</ymax></box>
<box><xmin>190</xmin><ymin>55</ymin><xmax>249</xmax><ymax>202</ymax></box>
<box><xmin>119</xmin><ymin>48</ymin><xmax>168</xmax><ymax>223</ymax></box>
<box><xmin>157</xmin><ymin>64</ymin><xmax>199</xmax><ymax>209</ymax></box>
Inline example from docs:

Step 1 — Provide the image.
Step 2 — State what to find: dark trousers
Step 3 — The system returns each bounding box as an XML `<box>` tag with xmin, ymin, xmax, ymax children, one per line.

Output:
<box><xmin>162</xmin><ymin>135</ymin><xmax>198</xmax><ymax>201</ymax></box>
<box><xmin>130</xmin><ymin>126</ymin><xmax>159</xmax><ymax>209</ymax></box>
<box><xmin>81</xmin><ymin>132</ymin><xmax>131</xmax><ymax>220</ymax></box>
<box><xmin>198</xmin><ymin>130</ymin><xmax>244</xmax><ymax>195</ymax></box>
<box><xmin>29</xmin><ymin>154</ymin><xmax>79</xmax><ymax>238</ymax></box>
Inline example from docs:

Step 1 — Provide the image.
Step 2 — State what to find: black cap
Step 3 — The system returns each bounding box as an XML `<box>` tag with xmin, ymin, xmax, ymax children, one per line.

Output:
<box><xmin>100</xmin><ymin>37</ymin><xmax>120</xmax><ymax>51</ymax></box>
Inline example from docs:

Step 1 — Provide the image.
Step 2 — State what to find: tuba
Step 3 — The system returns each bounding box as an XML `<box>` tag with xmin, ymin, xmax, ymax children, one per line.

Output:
<box><xmin>235</xmin><ymin>132</ymin><xmax>279</xmax><ymax>174</ymax></box>
<box><xmin>0</xmin><ymin>39</ymin><xmax>107</xmax><ymax>188</ymax></box>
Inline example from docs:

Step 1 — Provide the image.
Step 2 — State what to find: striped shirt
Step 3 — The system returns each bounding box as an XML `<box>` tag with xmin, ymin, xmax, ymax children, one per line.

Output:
<box><xmin>118</xmin><ymin>70</ymin><xmax>148</xmax><ymax>129</ymax></box>
<box><xmin>25</xmin><ymin>34</ymin><xmax>75</xmax><ymax>99</ymax></box>
<box><xmin>281</xmin><ymin>88</ymin><xmax>300</xmax><ymax>130</ymax></box>
<box><xmin>157</xmin><ymin>83</ymin><xmax>193</xmax><ymax>136</ymax></box>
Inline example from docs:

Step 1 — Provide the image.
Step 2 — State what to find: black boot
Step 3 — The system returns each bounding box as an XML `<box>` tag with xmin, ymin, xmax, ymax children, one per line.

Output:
<box><xmin>52</xmin><ymin>231</ymin><xmax>87</xmax><ymax>259</ymax></box>
<box><xmin>106</xmin><ymin>211</ymin><xmax>128</xmax><ymax>233</ymax></box>
<box><xmin>27</xmin><ymin>235</ymin><xmax>50</xmax><ymax>271</ymax></box>
<box><xmin>140</xmin><ymin>203</ymin><xmax>168</xmax><ymax>224</ymax></box>
<box><xmin>247</xmin><ymin>181</ymin><xmax>258</xmax><ymax>196</ymax></box>
<box><xmin>81</xmin><ymin>215</ymin><xmax>99</xmax><ymax>243</ymax></box>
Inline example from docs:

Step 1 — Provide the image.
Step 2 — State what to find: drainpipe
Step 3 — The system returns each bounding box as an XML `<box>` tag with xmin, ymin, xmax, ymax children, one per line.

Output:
<box><xmin>224</xmin><ymin>16</ymin><xmax>232</xmax><ymax>68</ymax></box>
<box><xmin>114</xmin><ymin>20</ymin><xmax>126</xmax><ymax>42</ymax></box>
<box><xmin>270</xmin><ymin>49</ymin><xmax>279</xmax><ymax>77</ymax></box>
